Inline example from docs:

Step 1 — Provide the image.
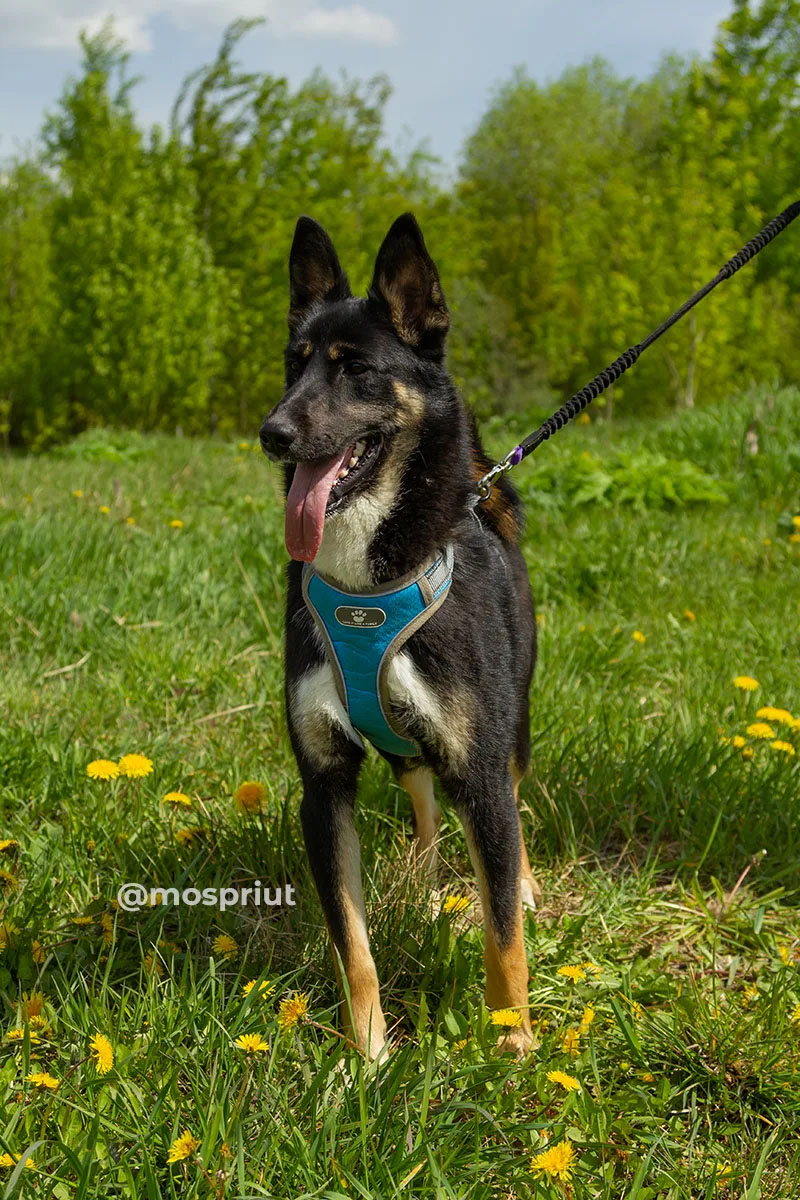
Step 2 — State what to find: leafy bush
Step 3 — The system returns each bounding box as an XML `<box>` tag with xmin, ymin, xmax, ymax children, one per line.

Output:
<box><xmin>519</xmin><ymin>448</ymin><xmax>729</xmax><ymax>511</ymax></box>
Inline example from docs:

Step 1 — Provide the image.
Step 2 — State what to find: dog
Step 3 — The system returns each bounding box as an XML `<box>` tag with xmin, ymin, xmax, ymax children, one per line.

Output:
<box><xmin>260</xmin><ymin>213</ymin><xmax>540</xmax><ymax>1059</ymax></box>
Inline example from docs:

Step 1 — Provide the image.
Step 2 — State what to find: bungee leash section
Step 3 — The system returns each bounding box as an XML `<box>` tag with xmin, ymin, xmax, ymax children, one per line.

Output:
<box><xmin>476</xmin><ymin>198</ymin><xmax>800</xmax><ymax>500</ymax></box>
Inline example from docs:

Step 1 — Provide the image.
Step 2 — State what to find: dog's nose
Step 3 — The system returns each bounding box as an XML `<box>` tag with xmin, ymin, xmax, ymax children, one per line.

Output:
<box><xmin>260</xmin><ymin>416</ymin><xmax>298</xmax><ymax>459</ymax></box>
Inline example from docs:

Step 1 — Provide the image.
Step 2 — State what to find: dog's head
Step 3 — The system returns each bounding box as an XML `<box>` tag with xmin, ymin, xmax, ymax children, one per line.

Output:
<box><xmin>260</xmin><ymin>214</ymin><xmax>455</xmax><ymax>565</ymax></box>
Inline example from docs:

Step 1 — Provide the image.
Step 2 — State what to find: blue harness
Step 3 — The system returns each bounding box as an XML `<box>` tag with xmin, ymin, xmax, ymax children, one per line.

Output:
<box><xmin>301</xmin><ymin>546</ymin><xmax>454</xmax><ymax>757</ymax></box>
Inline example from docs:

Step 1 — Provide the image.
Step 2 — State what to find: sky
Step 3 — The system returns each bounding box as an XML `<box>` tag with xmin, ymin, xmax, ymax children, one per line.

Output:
<box><xmin>0</xmin><ymin>1</ymin><xmax>731</xmax><ymax>167</ymax></box>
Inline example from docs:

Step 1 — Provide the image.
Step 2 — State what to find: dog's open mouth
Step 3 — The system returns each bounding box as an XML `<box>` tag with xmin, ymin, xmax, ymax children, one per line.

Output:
<box><xmin>285</xmin><ymin>433</ymin><xmax>384</xmax><ymax>563</ymax></box>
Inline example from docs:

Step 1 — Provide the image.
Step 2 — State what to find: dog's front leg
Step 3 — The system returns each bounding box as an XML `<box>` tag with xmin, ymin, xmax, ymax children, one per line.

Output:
<box><xmin>300</xmin><ymin>763</ymin><xmax>389</xmax><ymax>1061</ymax></box>
<box><xmin>450</xmin><ymin>772</ymin><xmax>533</xmax><ymax>1057</ymax></box>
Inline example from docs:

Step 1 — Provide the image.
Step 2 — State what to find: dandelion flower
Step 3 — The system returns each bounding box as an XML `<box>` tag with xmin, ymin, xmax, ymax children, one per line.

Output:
<box><xmin>169</xmin><ymin>519</ymin><xmax>184</xmax><ymax>529</ymax></box>
<box><xmin>166</xmin><ymin>1130</ymin><xmax>200</xmax><ymax>1164</ymax></box>
<box><xmin>742</xmin><ymin>984</ymin><xmax>759</xmax><ymax>1005</ymax></box>
<box><xmin>793</xmin><ymin>516</ymin><xmax>800</xmax><ymax>530</ymax></box>
<box><xmin>20</xmin><ymin>993</ymin><xmax>45</xmax><ymax>1021</ymax></box>
<box><xmin>234</xmin><ymin>1032</ymin><xmax>269</xmax><ymax>1053</ymax></box>
<box><xmin>741</xmin><ymin>746</ymin><xmax>754</xmax><ymax>760</ymax></box>
<box><xmin>87</xmin><ymin>759</ymin><xmax>119</xmax><ymax>781</ymax></box>
<box><xmin>118</xmin><ymin>754</ymin><xmax>153</xmax><ymax>778</ymax></box>
<box><xmin>72</xmin><ymin>489</ymin><xmax>83</xmax><ymax>498</ymax></box>
<box><xmin>581</xmin><ymin>961</ymin><xmax>602</xmax><ymax>975</ymax></box>
<box><xmin>579</xmin><ymin>1005</ymin><xmax>595</xmax><ymax>1031</ymax></box>
<box><xmin>790</xmin><ymin>533</ymin><xmax>800</xmax><ymax>544</ymax></box>
<box><xmin>233</xmin><ymin>781</ymin><xmax>267</xmax><ymax>813</ymax></box>
<box><xmin>163</xmin><ymin>791</ymin><xmax>191</xmax><ymax>807</ymax></box>
<box><xmin>683</xmin><ymin>609</ymin><xmax>696</xmax><ymax>622</ymax></box>
<box><xmin>277</xmin><ymin>991</ymin><xmax>309</xmax><ymax>1031</ymax></box>
<box><xmin>557</xmin><ymin>964</ymin><xmax>586</xmax><ymax>983</ymax></box>
<box><xmin>0</xmin><ymin>1153</ymin><xmax>35</xmax><ymax>1169</ymax></box>
<box><xmin>100</xmin><ymin>913</ymin><xmax>114</xmax><ymax>946</ymax></box>
<box><xmin>453</xmin><ymin>1038</ymin><xmax>469</xmax><ymax>1051</ymax></box>
<box><xmin>442</xmin><ymin>895</ymin><xmax>471</xmax><ymax>915</ymax></box>
<box><xmin>7</xmin><ymin>1028</ymin><xmax>40</xmax><ymax>1043</ymax></box>
<box><xmin>99</xmin><ymin>504</ymin><xmax>110</xmax><ymax>514</ymax></box>
<box><xmin>562</xmin><ymin>1027</ymin><xmax>581</xmax><ymax>1056</ymax></box>
<box><xmin>771</xmin><ymin>741</ymin><xmax>796</xmax><ymax>756</ymax></box>
<box><xmin>125</xmin><ymin>516</ymin><xmax>136</xmax><ymax>526</ymax></box>
<box><xmin>733</xmin><ymin>676</ymin><xmax>759</xmax><ymax>691</ymax></box>
<box><xmin>732</xmin><ymin>735</ymin><xmax>747</xmax><ymax>748</ymax></box>
<box><xmin>632</xmin><ymin>630</ymin><xmax>646</xmax><ymax>644</ymax></box>
<box><xmin>175</xmin><ymin>827</ymin><xmax>202</xmax><ymax>846</ymax></box>
<box><xmin>144</xmin><ymin>951</ymin><xmax>164</xmax><ymax>977</ymax></box>
<box><xmin>790</xmin><ymin>1003</ymin><xmax>800</xmax><ymax>1024</ymax></box>
<box><xmin>0</xmin><ymin>839</ymin><xmax>18</xmax><ymax>853</ymax></box>
<box><xmin>90</xmin><ymin>1033</ymin><xmax>114</xmax><ymax>1074</ymax></box>
<box><xmin>212</xmin><ymin>933</ymin><xmax>238</xmax><ymax>960</ymax></box>
<box><xmin>531</xmin><ymin>1139</ymin><xmax>577</xmax><ymax>1182</ymax></box>
<box><xmin>756</xmin><ymin>707</ymin><xmax>794</xmax><ymax>724</ymax></box>
<box><xmin>242</xmin><ymin>979</ymin><xmax>275</xmax><ymax>999</ymax></box>
<box><xmin>547</xmin><ymin>1069</ymin><xmax>581</xmax><ymax>1091</ymax></box>
<box><xmin>71</xmin><ymin>915</ymin><xmax>93</xmax><ymax>926</ymax></box>
<box><xmin>576</xmin><ymin>412</ymin><xmax>591</xmax><ymax>425</ymax></box>
<box><xmin>746</xmin><ymin>723</ymin><xmax>775</xmax><ymax>740</ymax></box>
<box><xmin>26</xmin><ymin>1071</ymin><xmax>59</xmax><ymax>1090</ymax></box>
<box><xmin>490</xmin><ymin>1009</ymin><xmax>523</xmax><ymax>1028</ymax></box>
<box><xmin>0</xmin><ymin>869</ymin><xmax>17</xmax><ymax>892</ymax></box>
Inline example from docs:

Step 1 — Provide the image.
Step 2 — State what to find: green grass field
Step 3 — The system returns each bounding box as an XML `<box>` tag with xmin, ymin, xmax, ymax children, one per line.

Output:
<box><xmin>1</xmin><ymin>385</ymin><xmax>799</xmax><ymax>1198</ymax></box>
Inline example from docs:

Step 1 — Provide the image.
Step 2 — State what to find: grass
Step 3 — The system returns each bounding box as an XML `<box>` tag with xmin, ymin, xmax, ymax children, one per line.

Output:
<box><xmin>0</xmin><ymin>384</ymin><xmax>799</xmax><ymax>1197</ymax></box>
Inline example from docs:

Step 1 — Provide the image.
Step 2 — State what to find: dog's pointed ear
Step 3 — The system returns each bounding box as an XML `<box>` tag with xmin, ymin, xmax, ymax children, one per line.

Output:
<box><xmin>368</xmin><ymin>213</ymin><xmax>450</xmax><ymax>353</ymax></box>
<box><xmin>288</xmin><ymin>216</ymin><xmax>352</xmax><ymax>333</ymax></box>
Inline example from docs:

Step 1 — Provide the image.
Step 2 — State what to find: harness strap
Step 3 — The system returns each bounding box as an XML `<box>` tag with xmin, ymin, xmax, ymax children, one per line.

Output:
<box><xmin>302</xmin><ymin>546</ymin><xmax>454</xmax><ymax>757</ymax></box>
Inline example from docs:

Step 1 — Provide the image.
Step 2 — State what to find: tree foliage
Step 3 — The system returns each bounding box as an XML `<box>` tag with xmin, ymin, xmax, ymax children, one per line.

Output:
<box><xmin>1</xmin><ymin>3</ymin><xmax>798</xmax><ymax>448</ymax></box>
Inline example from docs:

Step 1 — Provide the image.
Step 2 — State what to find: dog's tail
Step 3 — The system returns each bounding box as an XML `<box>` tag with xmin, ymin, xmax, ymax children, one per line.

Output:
<box><xmin>466</xmin><ymin>411</ymin><xmax>523</xmax><ymax>545</ymax></box>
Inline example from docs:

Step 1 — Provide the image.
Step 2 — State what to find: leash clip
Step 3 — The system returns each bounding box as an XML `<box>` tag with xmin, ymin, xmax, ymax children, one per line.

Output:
<box><xmin>475</xmin><ymin>444</ymin><xmax>524</xmax><ymax>501</ymax></box>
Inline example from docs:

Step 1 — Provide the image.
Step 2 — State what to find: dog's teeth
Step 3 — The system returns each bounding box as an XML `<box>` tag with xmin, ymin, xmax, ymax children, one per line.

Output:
<box><xmin>349</xmin><ymin>456</ymin><xmax>358</xmax><ymax>467</ymax></box>
<box><xmin>354</xmin><ymin>440</ymin><xmax>366</xmax><ymax>456</ymax></box>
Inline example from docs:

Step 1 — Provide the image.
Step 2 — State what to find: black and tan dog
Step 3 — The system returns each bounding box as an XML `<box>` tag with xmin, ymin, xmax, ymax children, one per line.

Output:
<box><xmin>260</xmin><ymin>214</ymin><xmax>539</xmax><ymax>1059</ymax></box>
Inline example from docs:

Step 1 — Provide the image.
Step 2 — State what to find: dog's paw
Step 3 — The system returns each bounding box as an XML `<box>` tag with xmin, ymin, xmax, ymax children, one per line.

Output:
<box><xmin>496</xmin><ymin>1025</ymin><xmax>534</xmax><ymax>1058</ymax></box>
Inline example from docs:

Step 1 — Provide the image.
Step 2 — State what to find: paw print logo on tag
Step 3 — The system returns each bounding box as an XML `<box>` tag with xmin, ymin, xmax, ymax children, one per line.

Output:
<box><xmin>334</xmin><ymin>605</ymin><xmax>387</xmax><ymax>629</ymax></box>
<box><xmin>351</xmin><ymin>608</ymin><xmax>367</xmax><ymax>624</ymax></box>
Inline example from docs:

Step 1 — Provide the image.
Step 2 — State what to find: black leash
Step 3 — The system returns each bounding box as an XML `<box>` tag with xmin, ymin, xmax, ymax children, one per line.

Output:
<box><xmin>476</xmin><ymin>198</ymin><xmax>800</xmax><ymax>499</ymax></box>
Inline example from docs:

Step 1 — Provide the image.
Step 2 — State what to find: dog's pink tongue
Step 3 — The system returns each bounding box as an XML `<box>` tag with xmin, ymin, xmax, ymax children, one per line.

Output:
<box><xmin>285</xmin><ymin>448</ymin><xmax>351</xmax><ymax>562</ymax></box>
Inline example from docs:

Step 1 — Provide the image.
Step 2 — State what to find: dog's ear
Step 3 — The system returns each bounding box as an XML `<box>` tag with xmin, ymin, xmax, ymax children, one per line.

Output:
<box><xmin>368</xmin><ymin>213</ymin><xmax>450</xmax><ymax>353</ymax></box>
<box><xmin>288</xmin><ymin>216</ymin><xmax>352</xmax><ymax>333</ymax></box>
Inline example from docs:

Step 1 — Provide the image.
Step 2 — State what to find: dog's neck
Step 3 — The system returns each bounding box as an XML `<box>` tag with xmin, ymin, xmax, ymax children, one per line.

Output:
<box><xmin>313</xmin><ymin>410</ymin><xmax>472</xmax><ymax>592</ymax></box>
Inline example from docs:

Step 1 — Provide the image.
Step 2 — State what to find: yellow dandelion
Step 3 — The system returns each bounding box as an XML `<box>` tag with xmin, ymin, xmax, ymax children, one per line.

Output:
<box><xmin>31</xmin><ymin>940</ymin><xmax>45</xmax><ymax>964</ymax></box>
<box><xmin>86</xmin><ymin>759</ymin><xmax>119</xmax><ymax>781</ymax></box>
<box><xmin>557</xmin><ymin>964</ymin><xmax>586</xmax><ymax>983</ymax></box>
<box><xmin>790</xmin><ymin>533</ymin><xmax>800</xmax><ymax>544</ymax></box>
<box><xmin>490</xmin><ymin>1009</ymin><xmax>523</xmax><ymax>1028</ymax></box>
<box><xmin>71</xmin><ymin>915</ymin><xmax>93</xmax><ymax>926</ymax></box>
<box><xmin>20</xmin><ymin>992</ymin><xmax>45</xmax><ymax>1021</ymax></box>
<box><xmin>639</xmin><ymin>1071</ymin><xmax>655</xmax><ymax>1082</ymax></box>
<box><xmin>547</xmin><ymin>1069</ymin><xmax>581</xmax><ymax>1092</ymax></box>
<box><xmin>683</xmin><ymin>609</ymin><xmax>696</xmax><ymax>622</ymax></box>
<box><xmin>277</xmin><ymin>991</ymin><xmax>309</xmax><ymax>1031</ymax></box>
<box><xmin>0</xmin><ymin>839</ymin><xmax>18</xmax><ymax>853</ymax></box>
<box><xmin>790</xmin><ymin>1003</ymin><xmax>800</xmax><ymax>1024</ymax></box>
<box><xmin>562</xmin><ymin>1027</ymin><xmax>581</xmax><ymax>1056</ymax></box>
<box><xmin>169</xmin><ymin>519</ymin><xmax>184</xmax><ymax>529</ymax></box>
<box><xmin>166</xmin><ymin>1130</ymin><xmax>200</xmax><ymax>1164</ymax></box>
<box><xmin>28</xmin><ymin>1015</ymin><xmax>48</xmax><ymax>1031</ymax></box>
<box><xmin>100</xmin><ymin>913</ymin><xmax>114</xmax><ymax>946</ymax></box>
<box><xmin>576</xmin><ymin>412</ymin><xmax>591</xmax><ymax>425</ymax></box>
<box><xmin>531</xmin><ymin>1138</ymin><xmax>577</xmax><ymax>1182</ymax></box>
<box><xmin>175</xmin><ymin>827</ymin><xmax>202</xmax><ymax>846</ymax></box>
<box><xmin>72</xmin><ymin>489</ymin><xmax>83</xmax><ymax>498</ymax></box>
<box><xmin>733</xmin><ymin>676</ymin><xmax>759</xmax><ymax>691</ymax></box>
<box><xmin>7</xmin><ymin>1028</ymin><xmax>40</xmax><ymax>1043</ymax></box>
<box><xmin>99</xmin><ymin>504</ymin><xmax>110</xmax><ymax>514</ymax></box>
<box><xmin>144</xmin><ymin>951</ymin><xmax>164</xmax><ymax>977</ymax></box>
<box><xmin>212</xmin><ymin>933</ymin><xmax>238</xmax><ymax>960</ymax></box>
<box><xmin>746</xmin><ymin>722</ymin><xmax>775</xmax><ymax>740</ymax></box>
<box><xmin>630</xmin><ymin>1000</ymin><xmax>643</xmax><ymax>1021</ymax></box>
<box><xmin>233</xmin><ymin>781</ymin><xmax>267</xmax><ymax>813</ymax></box>
<box><xmin>90</xmin><ymin>1033</ymin><xmax>114</xmax><ymax>1075</ymax></box>
<box><xmin>0</xmin><ymin>1153</ymin><xmax>35</xmax><ymax>1169</ymax></box>
<box><xmin>732</xmin><ymin>735</ymin><xmax>747</xmax><ymax>748</ymax></box>
<box><xmin>777</xmin><ymin>945</ymin><xmax>793</xmax><ymax>966</ymax></box>
<box><xmin>163</xmin><ymin>791</ymin><xmax>191</xmax><ymax>807</ymax></box>
<box><xmin>26</xmin><ymin>1071</ymin><xmax>59</xmax><ymax>1090</ymax></box>
<box><xmin>220</xmin><ymin>1142</ymin><xmax>231</xmax><ymax>1159</ymax></box>
<box><xmin>579</xmin><ymin>1005</ymin><xmax>595</xmax><ymax>1031</ymax></box>
<box><xmin>792</xmin><ymin>516</ymin><xmax>800</xmax><ymax>529</ymax></box>
<box><xmin>453</xmin><ymin>1037</ymin><xmax>469</xmax><ymax>1051</ymax></box>
<box><xmin>0</xmin><ymin>869</ymin><xmax>17</xmax><ymax>892</ymax></box>
<box><xmin>756</xmin><ymin>706</ymin><xmax>794</xmax><ymax>724</ymax></box>
<box><xmin>581</xmin><ymin>961</ymin><xmax>602</xmax><ymax>975</ymax></box>
<box><xmin>742</xmin><ymin>983</ymin><xmax>759</xmax><ymax>1005</ymax></box>
<box><xmin>118</xmin><ymin>753</ymin><xmax>153</xmax><ymax>778</ymax></box>
<box><xmin>242</xmin><ymin>979</ymin><xmax>275</xmax><ymax>999</ymax></box>
<box><xmin>741</xmin><ymin>746</ymin><xmax>755</xmax><ymax>760</ymax></box>
<box><xmin>125</xmin><ymin>516</ymin><xmax>136</xmax><ymax>526</ymax></box>
<box><xmin>234</xmin><ymin>1032</ymin><xmax>270</xmax><ymax>1053</ymax></box>
<box><xmin>632</xmin><ymin>630</ymin><xmax>646</xmax><ymax>644</ymax></box>
<box><xmin>771</xmin><ymin>740</ymin><xmax>796</xmax><ymax>756</ymax></box>
<box><xmin>442</xmin><ymin>895</ymin><xmax>471</xmax><ymax>915</ymax></box>
<box><xmin>238</xmin><ymin>441</ymin><xmax>250</xmax><ymax>450</ymax></box>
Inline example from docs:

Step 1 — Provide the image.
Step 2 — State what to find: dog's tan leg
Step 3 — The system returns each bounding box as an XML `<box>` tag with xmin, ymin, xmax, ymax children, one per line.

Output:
<box><xmin>397</xmin><ymin>766</ymin><xmax>441</xmax><ymax>880</ymax></box>
<box><xmin>330</xmin><ymin>809</ymin><xmax>388</xmax><ymax>1060</ymax></box>
<box><xmin>510</xmin><ymin>757</ymin><xmax>542</xmax><ymax>911</ymax></box>
<box><xmin>460</xmin><ymin>794</ymin><xmax>533</xmax><ymax>1058</ymax></box>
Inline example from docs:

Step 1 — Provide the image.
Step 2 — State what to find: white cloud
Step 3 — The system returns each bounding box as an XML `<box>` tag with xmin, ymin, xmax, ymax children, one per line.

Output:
<box><xmin>291</xmin><ymin>5</ymin><xmax>398</xmax><ymax>44</ymax></box>
<box><xmin>1</xmin><ymin>1</ymin><xmax>400</xmax><ymax>52</ymax></box>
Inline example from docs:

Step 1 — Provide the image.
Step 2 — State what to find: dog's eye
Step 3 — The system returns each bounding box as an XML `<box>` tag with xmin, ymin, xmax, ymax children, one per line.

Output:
<box><xmin>344</xmin><ymin>360</ymin><xmax>368</xmax><ymax>376</ymax></box>
<box><xmin>287</xmin><ymin>359</ymin><xmax>305</xmax><ymax>380</ymax></box>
